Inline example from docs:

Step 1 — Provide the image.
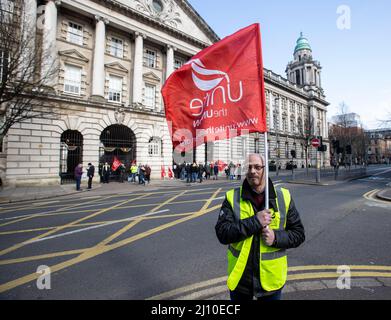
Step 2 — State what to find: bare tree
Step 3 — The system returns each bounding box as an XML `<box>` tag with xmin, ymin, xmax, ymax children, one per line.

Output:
<box><xmin>0</xmin><ymin>0</ymin><xmax>58</xmax><ymax>148</ymax></box>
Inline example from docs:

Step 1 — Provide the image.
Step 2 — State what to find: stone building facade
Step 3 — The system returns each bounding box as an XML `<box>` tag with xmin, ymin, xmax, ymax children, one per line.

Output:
<box><xmin>1</xmin><ymin>0</ymin><xmax>329</xmax><ymax>186</ymax></box>
<box><xmin>366</xmin><ymin>129</ymin><xmax>391</xmax><ymax>164</ymax></box>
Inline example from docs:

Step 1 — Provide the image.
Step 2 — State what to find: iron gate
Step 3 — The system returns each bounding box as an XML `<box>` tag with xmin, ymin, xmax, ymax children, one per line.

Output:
<box><xmin>60</xmin><ymin>130</ymin><xmax>83</xmax><ymax>184</ymax></box>
<box><xmin>99</xmin><ymin>125</ymin><xmax>136</xmax><ymax>181</ymax></box>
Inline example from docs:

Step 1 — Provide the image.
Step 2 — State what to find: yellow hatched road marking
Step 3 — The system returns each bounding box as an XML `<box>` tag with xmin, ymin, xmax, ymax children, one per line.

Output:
<box><xmin>0</xmin><ymin>194</ymin><xmax>150</xmax><ymax>257</ymax></box>
<box><xmin>96</xmin><ymin>190</ymin><xmax>188</xmax><ymax>247</ymax></box>
<box><xmin>0</xmin><ymin>191</ymin><xmax>221</xmax><ymax>293</ymax></box>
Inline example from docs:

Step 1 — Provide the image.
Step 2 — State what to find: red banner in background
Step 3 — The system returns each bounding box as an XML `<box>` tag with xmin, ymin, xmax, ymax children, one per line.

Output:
<box><xmin>111</xmin><ymin>157</ymin><xmax>122</xmax><ymax>171</ymax></box>
<box><xmin>162</xmin><ymin>23</ymin><xmax>267</xmax><ymax>152</ymax></box>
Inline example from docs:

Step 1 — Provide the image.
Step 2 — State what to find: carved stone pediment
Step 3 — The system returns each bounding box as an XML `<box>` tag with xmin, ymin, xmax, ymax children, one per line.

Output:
<box><xmin>143</xmin><ymin>71</ymin><xmax>161</xmax><ymax>83</ymax></box>
<box><xmin>59</xmin><ymin>49</ymin><xmax>89</xmax><ymax>62</ymax></box>
<box><xmin>105</xmin><ymin>62</ymin><xmax>128</xmax><ymax>73</ymax></box>
<box><xmin>134</xmin><ymin>0</ymin><xmax>182</xmax><ymax>28</ymax></box>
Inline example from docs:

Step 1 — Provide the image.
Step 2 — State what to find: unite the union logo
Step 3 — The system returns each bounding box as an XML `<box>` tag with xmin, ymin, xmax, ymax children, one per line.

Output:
<box><xmin>185</xmin><ymin>59</ymin><xmax>243</xmax><ymax>119</ymax></box>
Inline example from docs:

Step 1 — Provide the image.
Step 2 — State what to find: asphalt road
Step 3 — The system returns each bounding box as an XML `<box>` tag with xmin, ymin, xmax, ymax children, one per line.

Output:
<box><xmin>0</xmin><ymin>165</ymin><xmax>391</xmax><ymax>300</ymax></box>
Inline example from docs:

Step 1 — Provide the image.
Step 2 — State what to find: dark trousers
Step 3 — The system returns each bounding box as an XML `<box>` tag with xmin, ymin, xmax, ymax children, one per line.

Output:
<box><xmin>230</xmin><ymin>290</ymin><xmax>282</xmax><ymax>301</ymax></box>
<box><xmin>88</xmin><ymin>176</ymin><xmax>93</xmax><ymax>189</ymax></box>
<box><xmin>75</xmin><ymin>177</ymin><xmax>81</xmax><ymax>190</ymax></box>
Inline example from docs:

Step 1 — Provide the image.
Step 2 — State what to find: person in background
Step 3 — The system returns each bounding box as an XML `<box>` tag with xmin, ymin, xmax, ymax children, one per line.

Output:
<box><xmin>87</xmin><ymin>163</ymin><xmax>95</xmax><ymax>190</ymax></box>
<box><xmin>214</xmin><ymin>161</ymin><xmax>219</xmax><ymax>180</ymax></box>
<box><xmin>191</xmin><ymin>162</ymin><xmax>198</xmax><ymax>183</ymax></box>
<box><xmin>74</xmin><ymin>163</ymin><xmax>83</xmax><ymax>191</ymax></box>
<box><xmin>198</xmin><ymin>162</ymin><xmax>204</xmax><ymax>183</ymax></box>
<box><xmin>145</xmin><ymin>164</ymin><xmax>151</xmax><ymax>184</ymax></box>
<box><xmin>130</xmin><ymin>162</ymin><xmax>138</xmax><ymax>183</ymax></box>
<box><xmin>205</xmin><ymin>162</ymin><xmax>211</xmax><ymax>180</ymax></box>
<box><xmin>102</xmin><ymin>162</ymin><xmax>110</xmax><ymax>184</ymax></box>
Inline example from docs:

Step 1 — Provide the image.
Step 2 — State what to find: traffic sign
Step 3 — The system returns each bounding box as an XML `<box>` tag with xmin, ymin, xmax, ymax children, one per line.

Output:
<box><xmin>311</xmin><ymin>138</ymin><xmax>320</xmax><ymax>148</ymax></box>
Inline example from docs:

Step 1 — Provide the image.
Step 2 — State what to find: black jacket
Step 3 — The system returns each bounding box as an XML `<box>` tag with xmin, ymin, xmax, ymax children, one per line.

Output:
<box><xmin>215</xmin><ymin>178</ymin><xmax>305</xmax><ymax>297</ymax></box>
<box><xmin>87</xmin><ymin>165</ymin><xmax>95</xmax><ymax>178</ymax></box>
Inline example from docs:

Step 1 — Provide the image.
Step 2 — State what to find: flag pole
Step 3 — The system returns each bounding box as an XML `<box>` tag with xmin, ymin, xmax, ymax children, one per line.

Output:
<box><xmin>264</xmin><ymin>132</ymin><xmax>269</xmax><ymax>210</ymax></box>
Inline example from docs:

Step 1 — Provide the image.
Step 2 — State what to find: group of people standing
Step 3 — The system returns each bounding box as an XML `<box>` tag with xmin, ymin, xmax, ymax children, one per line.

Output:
<box><xmin>73</xmin><ymin>161</ymin><xmax>152</xmax><ymax>191</ymax></box>
<box><xmin>171</xmin><ymin>161</ymin><xmax>220</xmax><ymax>183</ymax></box>
<box><xmin>97</xmin><ymin>161</ymin><xmax>151</xmax><ymax>185</ymax></box>
<box><xmin>74</xmin><ymin>163</ymin><xmax>95</xmax><ymax>191</ymax></box>
<box><xmin>129</xmin><ymin>163</ymin><xmax>151</xmax><ymax>185</ymax></box>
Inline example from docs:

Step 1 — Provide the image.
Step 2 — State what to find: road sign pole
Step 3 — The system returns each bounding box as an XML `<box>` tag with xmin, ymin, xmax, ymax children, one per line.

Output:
<box><xmin>316</xmin><ymin>150</ymin><xmax>320</xmax><ymax>183</ymax></box>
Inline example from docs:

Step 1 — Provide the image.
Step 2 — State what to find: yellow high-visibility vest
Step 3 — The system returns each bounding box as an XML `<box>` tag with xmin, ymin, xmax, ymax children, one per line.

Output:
<box><xmin>225</xmin><ymin>186</ymin><xmax>290</xmax><ymax>292</ymax></box>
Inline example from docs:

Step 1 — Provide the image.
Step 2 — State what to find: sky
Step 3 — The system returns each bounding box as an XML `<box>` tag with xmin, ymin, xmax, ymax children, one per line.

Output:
<box><xmin>188</xmin><ymin>0</ymin><xmax>391</xmax><ymax>130</ymax></box>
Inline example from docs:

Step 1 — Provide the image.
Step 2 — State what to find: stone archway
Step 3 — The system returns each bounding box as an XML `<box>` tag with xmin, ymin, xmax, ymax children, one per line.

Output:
<box><xmin>99</xmin><ymin>125</ymin><xmax>136</xmax><ymax>181</ymax></box>
<box><xmin>60</xmin><ymin>130</ymin><xmax>83</xmax><ymax>184</ymax></box>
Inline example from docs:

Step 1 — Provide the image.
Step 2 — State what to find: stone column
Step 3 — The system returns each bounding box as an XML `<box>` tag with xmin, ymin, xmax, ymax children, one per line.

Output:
<box><xmin>41</xmin><ymin>0</ymin><xmax>60</xmax><ymax>86</ymax></box>
<box><xmin>20</xmin><ymin>0</ymin><xmax>37</xmax><ymax>76</ymax></box>
<box><xmin>92</xmin><ymin>15</ymin><xmax>109</xmax><ymax>100</ymax></box>
<box><xmin>132</xmin><ymin>32</ymin><xmax>146</xmax><ymax>106</ymax></box>
<box><xmin>166</xmin><ymin>45</ymin><xmax>176</xmax><ymax>80</ymax></box>
<box><xmin>269</xmin><ymin>92</ymin><xmax>274</xmax><ymax>130</ymax></box>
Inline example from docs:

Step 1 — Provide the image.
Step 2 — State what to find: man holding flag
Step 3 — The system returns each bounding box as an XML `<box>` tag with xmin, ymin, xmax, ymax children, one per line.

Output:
<box><xmin>162</xmin><ymin>23</ymin><xmax>305</xmax><ymax>301</ymax></box>
<box><xmin>215</xmin><ymin>153</ymin><xmax>305</xmax><ymax>300</ymax></box>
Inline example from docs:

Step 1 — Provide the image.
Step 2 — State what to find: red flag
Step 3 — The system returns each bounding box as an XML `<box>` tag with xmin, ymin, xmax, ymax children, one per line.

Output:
<box><xmin>162</xmin><ymin>23</ymin><xmax>267</xmax><ymax>152</ymax></box>
<box><xmin>217</xmin><ymin>160</ymin><xmax>228</xmax><ymax>172</ymax></box>
<box><xmin>111</xmin><ymin>157</ymin><xmax>122</xmax><ymax>171</ymax></box>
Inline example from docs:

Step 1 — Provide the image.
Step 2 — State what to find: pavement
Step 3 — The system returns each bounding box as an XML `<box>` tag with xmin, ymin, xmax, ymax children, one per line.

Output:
<box><xmin>376</xmin><ymin>188</ymin><xmax>391</xmax><ymax>201</ymax></box>
<box><xmin>0</xmin><ymin>166</ymin><xmax>383</xmax><ymax>204</ymax></box>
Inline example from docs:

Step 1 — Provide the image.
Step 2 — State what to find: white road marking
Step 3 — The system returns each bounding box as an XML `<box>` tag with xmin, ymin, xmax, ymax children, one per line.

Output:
<box><xmin>23</xmin><ymin>209</ymin><xmax>170</xmax><ymax>245</ymax></box>
<box><xmin>32</xmin><ymin>201</ymin><xmax>60</xmax><ymax>206</ymax></box>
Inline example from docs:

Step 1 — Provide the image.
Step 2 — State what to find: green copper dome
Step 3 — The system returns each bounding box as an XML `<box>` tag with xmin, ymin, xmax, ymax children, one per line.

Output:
<box><xmin>294</xmin><ymin>32</ymin><xmax>312</xmax><ymax>53</ymax></box>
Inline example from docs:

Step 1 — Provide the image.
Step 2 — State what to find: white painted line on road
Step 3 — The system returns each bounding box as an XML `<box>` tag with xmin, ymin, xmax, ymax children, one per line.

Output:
<box><xmin>372</xmin><ymin>168</ymin><xmax>391</xmax><ymax>176</ymax></box>
<box><xmin>32</xmin><ymin>201</ymin><xmax>60</xmax><ymax>206</ymax></box>
<box><xmin>23</xmin><ymin>209</ymin><xmax>170</xmax><ymax>245</ymax></box>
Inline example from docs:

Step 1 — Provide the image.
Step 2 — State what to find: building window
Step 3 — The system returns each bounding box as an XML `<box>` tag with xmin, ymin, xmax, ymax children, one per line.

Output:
<box><xmin>67</xmin><ymin>22</ymin><xmax>83</xmax><ymax>46</ymax></box>
<box><xmin>273</xmin><ymin>112</ymin><xmax>279</xmax><ymax>131</ymax></box>
<box><xmin>144</xmin><ymin>83</ymin><xmax>156</xmax><ymax>109</ymax></box>
<box><xmin>282</xmin><ymin>116</ymin><xmax>288</xmax><ymax>132</ymax></box>
<box><xmin>298</xmin><ymin>118</ymin><xmax>303</xmax><ymax>134</ymax></box>
<box><xmin>110</xmin><ymin>37</ymin><xmax>124</xmax><ymax>58</ymax></box>
<box><xmin>285</xmin><ymin>142</ymin><xmax>289</xmax><ymax>158</ymax></box>
<box><xmin>290</xmin><ymin>118</ymin><xmax>295</xmax><ymax>133</ymax></box>
<box><xmin>64</xmin><ymin>64</ymin><xmax>82</xmax><ymax>95</ymax></box>
<box><xmin>174</xmin><ymin>58</ymin><xmax>184</xmax><ymax>70</ymax></box>
<box><xmin>254</xmin><ymin>137</ymin><xmax>260</xmax><ymax>154</ymax></box>
<box><xmin>0</xmin><ymin>50</ymin><xmax>9</xmax><ymax>82</ymax></box>
<box><xmin>144</xmin><ymin>49</ymin><xmax>157</xmax><ymax>68</ymax></box>
<box><xmin>108</xmin><ymin>75</ymin><xmax>123</xmax><ymax>103</ymax></box>
<box><xmin>148</xmin><ymin>137</ymin><xmax>161</xmax><ymax>156</ymax></box>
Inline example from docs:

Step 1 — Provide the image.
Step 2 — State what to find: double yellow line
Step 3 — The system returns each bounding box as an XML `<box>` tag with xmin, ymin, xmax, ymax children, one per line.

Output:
<box><xmin>148</xmin><ymin>265</ymin><xmax>391</xmax><ymax>300</ymax></box>
<box><xmin>288</xmin><ymin>265</ymin><xmax>391</xmax><ymax>281</ymax></box>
